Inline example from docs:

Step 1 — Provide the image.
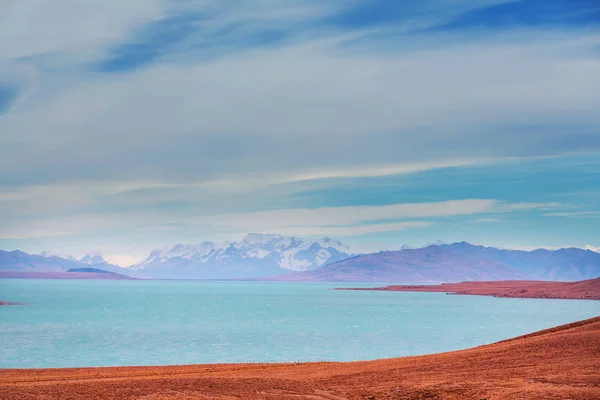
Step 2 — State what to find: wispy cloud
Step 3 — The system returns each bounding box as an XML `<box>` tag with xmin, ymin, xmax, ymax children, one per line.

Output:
<box><xmin>470</xmin><ymin>218</ymin><xmax>502</xmax><ymax>223</ymax></box>
<box><xmin>499</xmin><ymin>243</ymin><xmax>600</xmax><ymax>253</ymax></box>
<box><xmin>1</xmin><ymin>0</ymin><xmax>599</xmax><ymax>255</ymax></box>
<box><xmin>0</xmin><ymin>199</ymin><xmax>564</xmax><ymax>241</ymax></box>
<box><xmin>0</xmin><ymin>1</ymin><xmax>164</xmax><ymax>62</ymax></box>
<box><xmin>544</xmin><ymin>211</ymin><xmax>600</xmax><ymax>217</ymax></box>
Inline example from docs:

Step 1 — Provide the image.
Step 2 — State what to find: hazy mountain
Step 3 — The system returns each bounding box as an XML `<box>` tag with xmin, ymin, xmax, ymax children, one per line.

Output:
<box><xmin>0</xmin><ymin>250</ymin><xmax>130</xmax><ymax>275</ymax></box>
<box><xmin>268</xmin><ymin>242</ymin><xmax>600</xmax><ymax>283</ymax></box>
<box><xmin>441</xmin><ymin>242</ymin><xmax>600</xmax><ymax>281</ymax></box>
<box><xmin>129</xmin><ymin>233</ymin><xmax>352</xmax><ymax>279</ymax></box>
<box><xmin>4</xmin><ymin>241</ymin><xmax>598</xmax><ymax>282</ymax></box>
<box><xmin>38</xmin><ymin>251</ymin><xmax>78</xmax><ymax>262</ymax></box>
<box><xmin>75</xmin><ymin>255</ymin><xmax>133</xmax><ymax>274</ymax></box>
<box><xmin>78</xmin><ymin>255</ymin><xmax>108</xmax><ymax>265</ymax></box>
<box><xmin>0</xmin><ymin>250</ymin><xmax>80</xmax><ymax>272</ymax></box>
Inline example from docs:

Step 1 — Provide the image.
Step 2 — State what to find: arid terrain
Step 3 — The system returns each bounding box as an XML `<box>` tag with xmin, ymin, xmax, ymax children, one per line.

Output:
<box><xmin>339</xmin><ymin>277</ymin><xmax>600</xmax><ymax>300</ymax></box>
<box><xmin>1</xmin><ymin>316</ymin><xmax>599</xmax><ymax>399</ymax></box>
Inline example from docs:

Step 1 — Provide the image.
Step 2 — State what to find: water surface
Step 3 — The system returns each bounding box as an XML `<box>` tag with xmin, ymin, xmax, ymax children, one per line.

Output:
<box><xmin>1</xmin><ymin>279</ymin><xmax>598</xmax><ymax>368</ymax></box>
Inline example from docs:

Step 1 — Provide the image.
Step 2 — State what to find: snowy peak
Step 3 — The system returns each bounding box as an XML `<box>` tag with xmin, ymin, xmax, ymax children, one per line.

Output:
<box><xmin>133</xmin><ymin>234</ymin><xmax>353</xmax><ymax>274</ymax></box>
<box><xmin>38</xmin><ymin>251</ymin><xmax>77</xmax><ymax>261</ymax></box>
<box><xmin>316</xmin><ymin>237</ymin><xmax>350</xmax><ymax>254</ymax></box>
<box><xmin>38</xmin><ymin>250</ymin><xmax>56</xmax><ymax>258</ymax></box>
<box><xmin>137</xmin><ymin>242</ymin><xmax>219</xmax><ymax>268</ymax></box>
<box><xmin>79</xmin><ymin>255</ymin><xmax>109</xmax><ymax>265</ymax></box>
<box><xmin>240</xmin><ymin>233</ymin><xmax>286</xmax><ymax>247</ymax></box>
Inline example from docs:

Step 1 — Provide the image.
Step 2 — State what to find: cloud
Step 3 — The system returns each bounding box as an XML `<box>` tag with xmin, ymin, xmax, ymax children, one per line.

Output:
<box><xmin>250</xmin><ymin>221</ymin><xmax>435</xmax><ymax>237</ymax></box>
<box><xmin>470</xmin><ymin>218</ymin><xmax>502</xmax><ymax>223</ymax></box>
<box><xmin>0</xmin><ymin>198</ymin><xmax>563</xmax><ymax>241</ymax></box>
<box><xmin>544</xmin><ymin>211</ymin><xmax>600</xmax><ymax>217</ymax></box>
<box><xmin>1</xmin><ymin>0</ymin><xmax>599</xmax><ymax>255</ymax></box>
<box><xmin>192</xmin><ymin>199</ymin><xmax>562</xmax><ymax>237</ymax></box>
<box><xmin>1</xmin><ymin>21</ymin><xmax>599</xmax><ymax>187</ymax></box>
<box><xmin>585</xmin><ymin>244</ymin><xmax>600</xmax><ymax>253</ymax></box>
<box><xmin>499</xmin><ymin>243</ymin><xmax>600</xmax><ymax>253</ymax></box>
<box><xmin>0</xmin><ymin>158</ymin><xmax>483</xmax><ymax>211</ymax></box>
<box><xmin>0</xmin><ymin>229</ymin><xmax>75</xmax><ymax>240</ymax></box>
<box><xmin>0</xmin><ymin>0</ymin><xmax>164</xmax><ymax>62</ymax></box>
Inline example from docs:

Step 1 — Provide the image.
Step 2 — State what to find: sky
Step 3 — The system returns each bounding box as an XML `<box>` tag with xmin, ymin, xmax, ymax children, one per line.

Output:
<box><xmin>1</xmin><ymin>0</ymin><xmax>599</xmax><ymax>265</ymax></box>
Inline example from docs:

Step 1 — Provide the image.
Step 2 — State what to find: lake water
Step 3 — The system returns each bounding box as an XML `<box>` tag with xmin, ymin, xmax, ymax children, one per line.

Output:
<box><xmin>1</xmin><ymin>279</ymin><xmax>598</xmax><ymax>368</ymax></box>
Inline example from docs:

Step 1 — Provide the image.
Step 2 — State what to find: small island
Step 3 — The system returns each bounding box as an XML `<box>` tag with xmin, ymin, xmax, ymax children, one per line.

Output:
<box><xmin>337</xmin><ymin>277</ymin><xmax>600</xmax><ymax>300</ymax></box>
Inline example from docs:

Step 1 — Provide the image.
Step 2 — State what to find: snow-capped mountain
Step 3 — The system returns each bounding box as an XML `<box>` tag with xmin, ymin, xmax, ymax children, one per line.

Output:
<box><xmin>38</xmin><ymin>251</ymin><xmax>78</xmax><ymax>262</ymax></box>
<box><xmin>129</xmin><ymin>234</ymin><xmax>352</xmax><ymax>279</ymax></box>
<box><xmin>79</xmin><ymin>255</ymin><xmax>109</xmax><ymax>265</ymax></box>
<box><xmin>75</xmin><ymin>254</ymin><xmax>130</xmax><ymax>274</ymax></box>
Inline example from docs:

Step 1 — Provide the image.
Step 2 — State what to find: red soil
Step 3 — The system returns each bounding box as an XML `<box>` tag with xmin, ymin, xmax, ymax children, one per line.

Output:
<box><xmin>340</xmin><ymin>277</ymin><xmax>600</xmax><ymax>300</ymax></box>
<box><xmin>1</xmin><ymin>316</ymin><xmax>599</xmax><ymax>399</ymax></box>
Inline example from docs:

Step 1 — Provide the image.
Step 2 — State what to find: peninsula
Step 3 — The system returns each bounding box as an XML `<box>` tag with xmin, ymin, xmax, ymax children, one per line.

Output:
<box><xmin>338</xmin><ymin>277</ymin><xmax>600</xmax><ymax>300</ymax></box>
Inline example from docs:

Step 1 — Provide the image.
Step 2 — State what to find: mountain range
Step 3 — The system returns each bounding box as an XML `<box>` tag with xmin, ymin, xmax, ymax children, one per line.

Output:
<box><xmin>129</xmin><ymin>233</ymin><xmax>351</xmax><ymax>279</ymax></box>
<box><xmin>0</xmin><ymin>250</ymin><xmax>129</xmax><ymax>275</ymax></box>
<box><xmin>269</xmin><ymin>242</ymin><xmax>600</xmax><ymax>283</ymax></box>
<box><xmin>0</xmin><ymin>234</ymin><xmax>352</xmax><ymax>280</ymax></box>
<box><xmin>1</xmin><ymin>237</ymin><xmax>599</xmax><ymax>282</ymax></box>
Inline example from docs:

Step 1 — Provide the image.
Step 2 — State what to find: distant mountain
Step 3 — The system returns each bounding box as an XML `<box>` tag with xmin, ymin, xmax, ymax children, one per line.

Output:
<box><xmin>78</xmin><ymin>255</ymin><xmax>108</xmax><ymax>265</ymax></box>
<box><xmin>440</xmin><ymin>242</ymin><xmax>600</xmax><ymax>281</ymax></box>
<box><xmin>268</xmin><ymin>242</ymin><xmax>600</xmax><ymax>283</ymax></box>
<box><xmin>66</xmin><ymin>267</ymin><xmax>136</xmax><ymax>280</ymax></box>
<box><xmin>0</xmin><ymin>250</ymin><xmax>130</xmax><ymax>275</ymax></box>
<box><xmin>1</xmin><ymin>250</ymin><xmax>80</xmax><ymax>272</ymax></box>
<box><xmin>67</xmin><ymin>267</ymin><xmax>112</xmax><ymax>273</ymax></box>
<box><xmin>74</xmin><ymin>255</ymin><xmax>128</xmax><ymax>274</ymax></box>
<box><xmin>1</xmin><ymin>269</ymin><xmax>136</xmax><ymax>280</ymax></box>
<box><xmin>37</xmin><ymin>251</ymin><xmax>77</xmax><ymax>262</ymax></box>
<box><xmin>4</xmin><ymin>241</ymin><xmax>599</xmax><ymax>282</ymax></box>
<box><xmin>129</xmin><ymin>233</ymin><xmax>352</xmax><ymax>279</ymax></box>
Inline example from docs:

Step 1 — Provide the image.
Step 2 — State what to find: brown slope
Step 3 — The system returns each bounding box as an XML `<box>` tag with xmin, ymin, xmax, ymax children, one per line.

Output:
<box><xmin>339</xmin><ymin>277</ymin><xmax>600</xmax><ymax>300</ymax></box>
<box><xmin>1</xmin><ymin>316</ymin><xmax>599</xmax><ymax>399</ymax></box>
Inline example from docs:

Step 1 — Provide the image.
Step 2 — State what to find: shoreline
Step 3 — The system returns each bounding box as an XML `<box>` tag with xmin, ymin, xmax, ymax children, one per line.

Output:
<box><xmin>1</xmin><ymin>316</ymin><xmax>599</xmax><ymax>399</ymax></box>
<box><xmin>0</xmin><ymin>271</ymin><xmax>137</xmax><ymax>280</ymax></box>
<box><xmin>337</xmin><ymin>277</ymin><xmax>600</xmax><ymax>300</ymax></box>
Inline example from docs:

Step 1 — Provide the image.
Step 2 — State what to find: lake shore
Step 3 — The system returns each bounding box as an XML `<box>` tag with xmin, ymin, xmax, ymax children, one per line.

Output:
<box><xmin>0</xmin><ymin>316</ymin><xmax>598</xmax><ymax>399</ymax></box>
<box><xmin>337</xmin><ymin>277</ymin><xmax>600</xmax><ymax>300</ymax></box>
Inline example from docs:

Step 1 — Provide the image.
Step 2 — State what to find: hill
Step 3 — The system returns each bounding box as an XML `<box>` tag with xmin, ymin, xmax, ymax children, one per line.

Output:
<box><xmin>269</xmin><ymin>242</ymin><xmax>600</xmax><ymax>283</ymax></box>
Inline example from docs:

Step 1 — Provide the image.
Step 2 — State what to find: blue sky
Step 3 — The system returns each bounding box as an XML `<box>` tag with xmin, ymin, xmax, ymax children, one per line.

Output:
<box><xmin>1</xmin><ymin>0</ymin><xmax>599</xmax><ymax>265</ymax></box>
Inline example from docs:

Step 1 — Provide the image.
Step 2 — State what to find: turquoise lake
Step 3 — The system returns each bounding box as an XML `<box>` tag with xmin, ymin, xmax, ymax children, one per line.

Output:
<box><xmin>1</xmin><ymin>279</ymin><xmax>598</xmax><ymax>368</ymax></box>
